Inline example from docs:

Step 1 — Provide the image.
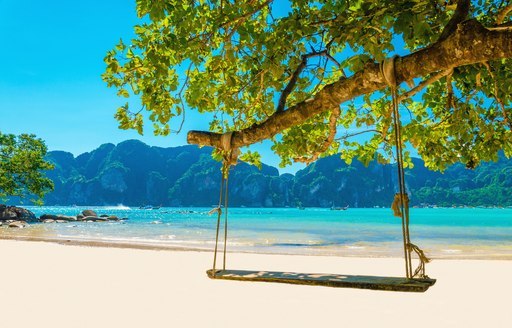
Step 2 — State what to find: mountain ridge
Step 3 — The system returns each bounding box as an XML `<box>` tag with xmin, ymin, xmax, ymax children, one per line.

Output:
<box><xmin>39</xmin><ymin>140</ymin><xmax>512</xmax><ymax>207</ymax></box>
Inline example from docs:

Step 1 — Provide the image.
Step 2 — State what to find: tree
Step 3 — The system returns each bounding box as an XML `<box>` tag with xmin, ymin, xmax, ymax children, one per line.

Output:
<box><xmin>103</xmin><ymin>0</ymin><xmax>512</xmax><ymax>171</ymax></box>
<box><xmin>0</xmin><ymin>133</ymin><xmax>54</xmax><ymax>204</ymax></box>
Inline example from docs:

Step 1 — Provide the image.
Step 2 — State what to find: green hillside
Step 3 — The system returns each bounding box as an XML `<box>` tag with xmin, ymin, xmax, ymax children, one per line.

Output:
<box><xmin>40</xmin><ymin>140</ymin><xmax>512</xmax><ymax>207</ymax></box>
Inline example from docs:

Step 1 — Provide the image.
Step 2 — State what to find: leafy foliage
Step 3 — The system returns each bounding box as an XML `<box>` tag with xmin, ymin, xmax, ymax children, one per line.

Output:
<box><xmin>104</xmin><ymin>1</ymin><xmax>512</xmax><ymax>170</ymax></box>
<box><xmin>0</xmin><ymin>133</ymin><xmax>54</xmax><ymax>204</ymax></box>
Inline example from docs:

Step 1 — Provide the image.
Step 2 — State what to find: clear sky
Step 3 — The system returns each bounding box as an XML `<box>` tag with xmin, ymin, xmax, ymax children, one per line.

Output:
<box><xmin>0</xmin><ymin>0</ymin><xmax>304</xmax><ymax>174</ymax></box>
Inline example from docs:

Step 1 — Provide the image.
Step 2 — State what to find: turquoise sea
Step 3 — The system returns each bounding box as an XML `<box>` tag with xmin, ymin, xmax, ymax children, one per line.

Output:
<box><xmin>2</xmin><ymin>206</ymin><xmax>512</xmax><ymax>259</ymax></box>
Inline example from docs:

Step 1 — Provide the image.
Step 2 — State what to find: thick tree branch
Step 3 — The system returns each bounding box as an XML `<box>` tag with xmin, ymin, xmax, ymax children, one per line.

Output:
<box><xmin>188</xmin><ymin>20</ymin><xmax>512</xmax><ymax>150</ymax></box>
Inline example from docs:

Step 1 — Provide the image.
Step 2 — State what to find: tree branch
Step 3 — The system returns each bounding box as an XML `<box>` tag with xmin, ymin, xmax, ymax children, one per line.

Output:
<box><xmin>489</xmin><ymin>21</ymin><xmax>512</xmax><ymax>30</ymax></box>
<box><xmin>189</xmin><ymin>0</ymin><xmax>273</xmax><ymax>43</ymax></box>
<box><xmin>187</xmin><ymin>20</ymin><xmax>512</xmax><ymax>150</ymax></box>
<box><xmin>294</xmin><ymin>106</ymin><xmax>341</xmax><ymax>164</ymax></box>
<box><xmin>220</xmin><ymin>0</ymin><xmax>273</xmax><ymax>31</ymax></box>
<box><xmin>438</xmin><ymin>0</ymin><xmax>471</xmax><ymax>42</ymax></box>
<box><xmin>482</xmin><ymin>61</ymin><xmax>512</xmax><ymax>129</ymax></box>
<box><xmin>497</xmin><ymin>2</ymin><xmax>512</xmax><ymax>25</ymax></box>
<box><xmin>446</xmin><ymin>70</ymin><xmax>455</xmax><ymax>111</ymax></box>
<box><xmin>398</xmin><ymin>69</ymin><xmax>453</xmax><ymax>102</ymax></box>
<box><xmin>277</xmin><ymin>51</ymin><xmax>329</xmax><ymax>113</ymax></box>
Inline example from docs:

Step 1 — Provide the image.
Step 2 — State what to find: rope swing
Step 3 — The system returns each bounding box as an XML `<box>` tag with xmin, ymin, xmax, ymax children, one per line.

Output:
<box><xmin>210</xmin><ymin>131</ymin><xmax>239</xmax><ymax>277</ymax></box>
<box><xmin>205</xmin><ymin>57</ymin><xmax>434</xmax><ymax>291</ymax></box>
<box><xmin>381</xmin><ymin>56</ymin><xmax>430</xmax><ymax>279</ymax></box>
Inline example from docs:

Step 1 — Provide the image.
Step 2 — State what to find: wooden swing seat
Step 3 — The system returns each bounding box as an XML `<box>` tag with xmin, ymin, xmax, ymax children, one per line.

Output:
<box><xmin>207</xmin><ymin>269</ymin><xmax>436</xmax><ymax>292</ymax></box>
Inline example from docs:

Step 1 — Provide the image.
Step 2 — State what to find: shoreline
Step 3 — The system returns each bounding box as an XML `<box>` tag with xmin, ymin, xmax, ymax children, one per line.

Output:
<box><xmin>0</xmin><ymin>234</ymin><xmax>210</xmax><ymax>253</ymax></box>
<box><xmin>2</xmin><ymin>234</ymin><xmax>511</xmax><ymax>261</ymax></box>
<box><xmin>3</xmin><ymin>206</ymin><xmax>511</xmax><ymax>261</ymax></box>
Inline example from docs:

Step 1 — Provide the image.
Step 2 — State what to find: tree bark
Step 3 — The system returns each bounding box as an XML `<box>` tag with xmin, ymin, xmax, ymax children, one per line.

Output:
<box><xmin>187</xmin><ymin>20</ymin><xmax>512</xmax><ymax>150</ymax></box>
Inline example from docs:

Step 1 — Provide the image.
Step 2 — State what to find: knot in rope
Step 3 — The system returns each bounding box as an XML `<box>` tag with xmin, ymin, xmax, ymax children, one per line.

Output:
<box><xmin>408</xmin><ymin>243</ymin><xmax>431</xmax><ymax>279</ymax></box>
<box><xmin>208</xmin><ymin>207</ymin><xmax>222</xmax><ymax>216</ymax></box>
<box><xmin>220</xmin><ymin>131</ymin><xmax>240</xmax><ymax>166</ymax></box>
<box><xmin>220</xmin><ymin>131</ymin><xmax>234</xmax><ymax>152</ymax></box>
<box><xmin>380</xmin><ymin>55</ymin><xmax>399</xmax><ymax>89</ymax></box>
<box><xmin>391</xmin><ymin>192</ymin><xmax>409</xmax><ymax>217</ymax></box>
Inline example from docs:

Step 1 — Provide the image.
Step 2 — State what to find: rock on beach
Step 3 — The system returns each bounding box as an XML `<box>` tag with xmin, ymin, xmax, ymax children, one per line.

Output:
<box><xmin>1</xmin><ymin>206</ymin><xmax>128</xmax><ymax>227</ymax></box>
<box><xmin>0</xmin><ymin>205</ymin><xmax>37</xmax><ymax>223</ymax></box>
<box><xmin>8</xmin><ymin>221</ymin><xmax>28</xmax><ymax>228</ymax></box>
<box><xmin>82</xmin><ymin>210</ymin><xmax>98</xmax><ymax>217</ymax></box>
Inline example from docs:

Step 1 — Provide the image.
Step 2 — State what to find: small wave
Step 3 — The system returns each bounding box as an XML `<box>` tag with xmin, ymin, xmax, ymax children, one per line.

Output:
<box><xmin>103</xmin><ymin>204</ymin><xmax>131</xmax><ymax>210</ymax></box>
<box><xmin>272</xmin><ymin>242</ymin><xmax>333</xmax><ymax>247</ymax></box>
<box><xmin>442</xmin><ymin>249</ymin><xmax>462</xmax><ymax>253</ymax></box>
<box><xmin>164</xmin><ymin>235</ymin><xmax>176</xmax><ymax>240</ymax></box>
<box><xmin>346</xmin><ymin>245</ymin><xmax>366</xmax><ymax>250</ymax></box>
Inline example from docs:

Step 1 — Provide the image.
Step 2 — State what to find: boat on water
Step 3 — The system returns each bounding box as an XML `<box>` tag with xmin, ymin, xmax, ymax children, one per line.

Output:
<box><xmin>139</xmin><ymin>205</ymin><xmax>162</xmax><ymax>210</ymax></box>
<box><xmin>330</xmin><ymin>205</ymin><xmax>349</xmax><ymax>211</ymax></box>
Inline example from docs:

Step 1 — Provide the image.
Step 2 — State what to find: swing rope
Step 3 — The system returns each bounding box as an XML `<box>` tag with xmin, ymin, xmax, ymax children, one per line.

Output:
<box><xmin>210</xmin><ymin>132</ymin><xmax>239</xmax><ymax>277</ymax></box>
<box><xmin>382</xmin><ymin>56</ymin><xmax>430</xmax><ymax>279</ymax></box>
<box><xmin>209</xmin><ymin>166</ymin><xmax>225</xmax><ymax>277</ymax></box>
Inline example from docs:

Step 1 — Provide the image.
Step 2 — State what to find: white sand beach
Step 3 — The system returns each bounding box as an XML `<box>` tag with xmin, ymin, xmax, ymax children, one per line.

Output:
<box><xmin>1</xmin><ymin>239</ymin><xmax>511</xmax><ymax>328</ymax></box>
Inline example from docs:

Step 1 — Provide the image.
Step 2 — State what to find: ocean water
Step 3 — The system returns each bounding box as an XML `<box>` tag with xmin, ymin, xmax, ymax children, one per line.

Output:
<box><xmin>2</xmin><ymin>206</ymin><xmax>512</xmax><ymax>259</ymax></box>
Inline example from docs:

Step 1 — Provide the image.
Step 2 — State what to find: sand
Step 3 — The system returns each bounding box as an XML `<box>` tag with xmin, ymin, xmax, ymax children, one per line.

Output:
<box><xmin>1</xmin><ymin>239</ymin><xmax>511</xmax><ymax>328</ymax></box>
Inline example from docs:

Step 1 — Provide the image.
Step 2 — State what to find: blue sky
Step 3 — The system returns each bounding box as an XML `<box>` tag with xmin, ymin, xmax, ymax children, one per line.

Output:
<box><xmin>0</xmin><ymin>0</ymin><xmax>302</xmax><ymax>173</ymax></box>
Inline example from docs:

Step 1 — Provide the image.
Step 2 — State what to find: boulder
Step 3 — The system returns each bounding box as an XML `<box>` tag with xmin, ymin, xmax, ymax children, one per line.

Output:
<box><xmin>40</xmin><ymin>214</ymin><xmax>59</xmax><ymax>222</ymax></box>
<box><xmin>8</xmin><ymin>221</ymin><xmax>28</xmax><ymax>228</ymax></box>
<box><xmin>82</xmin><ymin>216</ymin><xmax>109</xmax><ymax>222</ymax></box>
<box><xmin>107</xmin><ymin>215</ymin><xmax>119</xmax><ymax>221</ymax></box>
<box><xmin>82</xmin><ymin>216</ymin><xmax>100</xmax><ymax>221</ymax></box>
<box><xmin>0</xmin><ymin>205</ymin><xmax>17</xmax><ymax>220</ymax></box>
<box><xmin>0</xmin><ymin>205</ymin><xmax>37</xmax><ymax>222</ymax></box>
<box><xmin>76</xmin><ymin>214</ymin><xmax>85</xmax><ymax>220</ymax></box>
<box><xmin>82</xmin><ymin>209</ymin><xmax>98</xmax><ymax>217</ymax></box>
<box><xmin>42</xmin><ymin>219</ymin><xmax>55</xmax><ymax>223</ymax></box>
<box><xmin>57</xmin><ymin>215</ymin><xmax>77</xmax><ymax>221</ymax></box>
<box><xmin>100</xmin><ymin>214</ymin><xmax>109</xmax><ymax>218</ymax></box>
<box><xmin>56</xmin><ymin>220</ymin><xmax>68</xmax><ymax>223</ymax></box>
